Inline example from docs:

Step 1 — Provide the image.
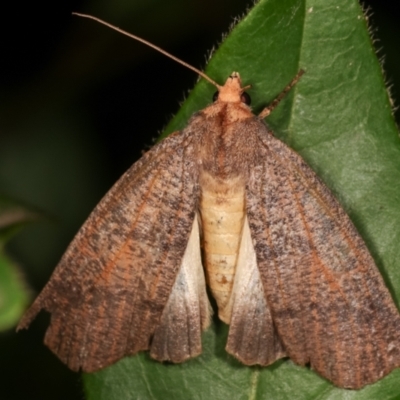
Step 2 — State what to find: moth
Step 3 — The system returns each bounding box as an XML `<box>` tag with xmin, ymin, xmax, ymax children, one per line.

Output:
<box><xmin>18</xmin><ymin>14</ymin><xmax>400</xmax><ymax>390</ymax></box>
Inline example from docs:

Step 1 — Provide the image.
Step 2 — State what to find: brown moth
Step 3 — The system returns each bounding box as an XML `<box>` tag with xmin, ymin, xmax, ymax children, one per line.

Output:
<box><xmin>18</xmin><ymin>14</ymin><xmax>400</xmax><ymax>389</ymax></box>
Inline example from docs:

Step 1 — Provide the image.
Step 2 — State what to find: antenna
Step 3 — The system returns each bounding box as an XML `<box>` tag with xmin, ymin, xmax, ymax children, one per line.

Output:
<box><xmin>72</xmin><ymin>13</ymin><xmax>221</xmax><ymax>89</ymax></box>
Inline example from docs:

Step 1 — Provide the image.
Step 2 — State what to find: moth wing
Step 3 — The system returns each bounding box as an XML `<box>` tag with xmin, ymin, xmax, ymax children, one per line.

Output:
<box><xmin>18</xmin><ymin>130</ymin><xmax>210</xmax><ymax>372</ymax></box>
<box><xmin>151</xmin><ymin>213</ymin><xmax>212</xmax><ymax>362</ymax></box>
<box><xmin>245</xmin><ymin>124</ymin><xmax>400</xmax><ymax>388</ymax></box>
<box><xmin>226</xmin><ymin>215</ymin><xmax>286</xmax><ymax>365</ymax></box>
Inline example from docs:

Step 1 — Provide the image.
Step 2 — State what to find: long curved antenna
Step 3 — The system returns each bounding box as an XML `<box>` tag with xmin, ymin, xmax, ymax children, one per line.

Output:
<box><xmin>72</xmin><ymin>13</ymin><xmax>221</xmax><ymax>89</ymax></box>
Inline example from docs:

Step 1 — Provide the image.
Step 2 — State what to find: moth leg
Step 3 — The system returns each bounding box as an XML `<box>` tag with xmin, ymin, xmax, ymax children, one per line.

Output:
<box><xmin>259</xmin><ymin>70</ymin><xmax>305</xmax><ymax>119</ymax></box>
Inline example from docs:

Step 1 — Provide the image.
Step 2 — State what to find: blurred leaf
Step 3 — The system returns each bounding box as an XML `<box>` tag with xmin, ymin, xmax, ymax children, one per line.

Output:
<box><xmin>0</xmin><ymin>252</ymin><xmax>30</xmax><ymax>331</ymax></box>
<box><xmin>81</xmin><ymin>0</ymin><xmax>400</xmax><ymax>398</ymax></box>
<box><xmin>0</xmin><ymin>196</ymin><xmax>39</xmax><ymax>331</ymax></box>
<box><xmin>0</xmin><ymin>196</ymin><xmax>37</xmax><ymax>330</ymax></box>
<box><xmin>0</xmin><ymin>196</ymin><xmax>39</xmax><ymax>243</ymax></box>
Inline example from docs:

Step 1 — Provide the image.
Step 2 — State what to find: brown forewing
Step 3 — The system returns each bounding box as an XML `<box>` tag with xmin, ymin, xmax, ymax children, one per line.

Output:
<box><xmin>243</xmin><ymin>117</ymin><xmax>400</xmax><ymax>389</ymax></box>
<box><xmin>18</xmin><ymin>128</ymin><xmax>202</xmax><ymax>372</ymax></box>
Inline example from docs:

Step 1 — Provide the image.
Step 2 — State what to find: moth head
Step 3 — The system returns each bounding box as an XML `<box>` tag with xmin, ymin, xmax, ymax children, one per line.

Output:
<box><xmin>213</xmin><ymin>72</ymin><xmax>251</xmax><ymax>105</ymax></box>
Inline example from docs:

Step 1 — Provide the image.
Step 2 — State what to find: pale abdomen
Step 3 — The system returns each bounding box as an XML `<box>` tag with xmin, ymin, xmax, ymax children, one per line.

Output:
<box><xmin>199</xmin><ymin>172</ymin><xmax>246</xmax><ymax>323</ymax></box>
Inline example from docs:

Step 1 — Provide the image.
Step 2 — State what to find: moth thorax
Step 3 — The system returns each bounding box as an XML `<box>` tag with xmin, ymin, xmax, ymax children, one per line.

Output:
<box><xmin>199</xmin><ymin>172</ymin><xmax>246</xmax><ymax>323</ymax></box>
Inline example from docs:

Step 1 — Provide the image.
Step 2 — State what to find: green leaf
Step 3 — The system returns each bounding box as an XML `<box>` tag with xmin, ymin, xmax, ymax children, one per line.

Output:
<box><xmin>84</xmin><ymin>0</ymin><xmax>400</xmax><ymax>398</ymax></box>
<box><xmin>0</xmin><ymin>251</ymin><xmax>30</xmax><ymax>331</ymax></box>
<box><xmin>0</xmin><ymin>196</ymin><xmax>37</xmax><ymax>330</ymax></box>
<box><xmin>0</xmin><ymin>196</ymin><xmax>39</xmax><ymax>243</ymax></box>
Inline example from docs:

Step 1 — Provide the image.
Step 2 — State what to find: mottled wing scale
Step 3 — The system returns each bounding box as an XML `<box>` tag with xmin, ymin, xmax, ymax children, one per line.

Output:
<box><xmin>243</xmin><ymin>124</ymin><xmax>400</xmax><ymax>388</ymax></box>
<box><xmin>17</xmin><ymin>130</ymin><xmax>207</xmax><ymax>372</ymax></box>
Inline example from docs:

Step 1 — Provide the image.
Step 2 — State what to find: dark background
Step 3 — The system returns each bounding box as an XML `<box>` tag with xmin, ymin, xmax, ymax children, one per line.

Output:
<box><xmin>1</xmin><ymin>1</ymin><xmax>399</xmax><ymax>399</ymax></box>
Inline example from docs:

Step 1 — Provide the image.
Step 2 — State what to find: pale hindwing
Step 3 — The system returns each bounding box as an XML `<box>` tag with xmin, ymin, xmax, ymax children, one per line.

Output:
<box><xmin>225</xmin><ymin>216</ymin><xmax>286</xmax><ymax>365</ymax></box>
<box><xmin>17</xmin><ymin>130</ymin><xmax>200</xmax><ymax>372</ymax></box>
<box><xmin>246</xmin><ymin>125</ymin><xmax>400</xmax><ymax>389</ymax></box>
<box><xmin>151</xmin><ymin>214</ymin><xmax>212</xmax><ymax>362</ymax></box>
